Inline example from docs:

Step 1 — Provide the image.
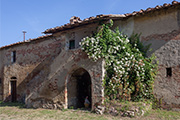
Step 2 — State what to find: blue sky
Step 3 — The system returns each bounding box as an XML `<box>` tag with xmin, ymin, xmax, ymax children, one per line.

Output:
<box><xmin>0</xmin><ymin>0</ymin><xmax>178</xmax><ymax>47</ymax></box>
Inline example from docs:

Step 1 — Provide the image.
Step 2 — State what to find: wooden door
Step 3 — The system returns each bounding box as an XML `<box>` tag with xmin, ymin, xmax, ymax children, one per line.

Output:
<box><xmin>11</xmin><ymin>81</ymin><xmax>17</xmax><ymax>102</ymax></box>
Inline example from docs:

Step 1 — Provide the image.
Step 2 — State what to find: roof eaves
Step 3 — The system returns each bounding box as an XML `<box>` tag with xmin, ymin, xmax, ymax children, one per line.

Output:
<box><xmin>0</xmin><ymin>34</ymin><xmax>52</xmax><ymax>50</ymax></box>
<box><xmin>43</xmin><ymin>14</ymin><xmax>126</xmax><ymax>34</ymax></box>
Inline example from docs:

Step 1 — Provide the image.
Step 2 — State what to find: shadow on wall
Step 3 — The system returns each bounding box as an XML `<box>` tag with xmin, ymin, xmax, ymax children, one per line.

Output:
<box><xmin>141</xmin><ymin>29</ymin><xmax>180</xmax><ymax>56</ymax></box>
<box><xmin>4</xmin><ymin>48</ymin><xmax>62</xmax><ymax>103</ymax></box>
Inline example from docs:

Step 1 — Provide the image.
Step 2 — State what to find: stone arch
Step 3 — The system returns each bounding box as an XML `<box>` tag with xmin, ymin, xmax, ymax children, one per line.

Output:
<box><xmin>67</xmin><ymin>68</ymin><xmax>92</xmax><ymax>109</ymax></box>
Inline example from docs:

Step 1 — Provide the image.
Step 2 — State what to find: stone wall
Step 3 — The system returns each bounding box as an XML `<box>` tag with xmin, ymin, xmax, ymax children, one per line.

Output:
<box><xmin>2</xmin><ymin>36</ymin><xmax>62</xmax><ymax>102</ymax></box>
<box><xmin>25</xmin><ymin>48</ymin><xmax>105</xmax><ymax>109</ymax></box>
<box><xmin>25</xmin><ymin>24</ymin><xmax>105</xmax><ymax>109</ymax></box>
<box><xmin>133</xmin><ymin>7</ymin><xmax>180</xmax><ymax>110</ymax></box>
<box><xmin>0</xmin><ymin>23</ymin><xmax>105</xmax><ymax>110</ymax></box>
<box><xmin>153</xmin><ymin>40</ymin><xmax>180</xmax><ymax>110</ymax></box>
<box><xmin>0</xmin><ymin>50</ymin><xmax>3</xmax><ymax>100</ymax></box>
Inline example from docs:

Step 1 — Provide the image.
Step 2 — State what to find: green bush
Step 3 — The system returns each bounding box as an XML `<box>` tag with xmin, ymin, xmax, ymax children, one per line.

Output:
<box><xmin>80</xmin><ymin>20</ymin><xmax>158</xmax><ymax>101</ymax></box>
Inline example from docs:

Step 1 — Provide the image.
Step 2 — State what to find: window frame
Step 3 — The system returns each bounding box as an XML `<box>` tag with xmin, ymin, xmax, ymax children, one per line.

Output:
<box><xmin>69</xmin><ymin>40</ymin><xmax>75</xmax><ymax>50</ymax></box>
<box><xmin>11</xmin><ymin>51</ymin><xmax>16</xmax><ymax>63</ymax></box>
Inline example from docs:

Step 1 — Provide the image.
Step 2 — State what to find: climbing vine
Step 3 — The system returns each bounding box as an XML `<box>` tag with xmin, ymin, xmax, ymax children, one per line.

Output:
<box><xmin>80</xmin><ymin>20</ymin><xmax>158</xmax><ymax>101</ymax></box>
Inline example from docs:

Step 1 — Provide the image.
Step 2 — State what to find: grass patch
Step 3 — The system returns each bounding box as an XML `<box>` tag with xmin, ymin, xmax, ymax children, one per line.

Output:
<box><xmin>155</xmin><ymin>109</ymin><xmax>180</xmax><ymax>120</ymax></box>
<box><xmin>142</xmin><ymin>109</ymin><xmax>180</xmax><ymax>120</ymax></box>
<box><xmin>39</xmin><ymin>109</ymin><xmax>57</xmax><ymax>114</ymax></box>
<box><xmin>0</xmin><ymin>101</ymin><xmax>25</xmax><ymax>108</ymax></box>
<box><xmin>0</xmin><ymin>101</ymin><xmax>179</xmax><ymax>120</ymax></box>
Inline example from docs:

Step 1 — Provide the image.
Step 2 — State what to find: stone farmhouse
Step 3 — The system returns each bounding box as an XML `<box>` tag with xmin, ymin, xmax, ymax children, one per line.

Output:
<box><xmin>0</xmin><ymin>1</ymin><xmax>180</xmax><ymax>110</ymax></box>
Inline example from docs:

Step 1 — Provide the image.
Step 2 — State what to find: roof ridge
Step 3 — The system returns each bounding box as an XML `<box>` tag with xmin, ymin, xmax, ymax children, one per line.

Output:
<box><xmin>44</xmin><ymin>1</ymin><xmax>180</xmax><ymax>34</ymax></box>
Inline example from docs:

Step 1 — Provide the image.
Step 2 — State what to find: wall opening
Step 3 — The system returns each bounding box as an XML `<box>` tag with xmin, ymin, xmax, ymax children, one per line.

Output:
<box><xmin>69</xmin><ymin>40</ymin><xmax>75</xmax><ymax>49</ymax></box>
<box><xmin>10</xmin><ymin>77</ymin><xmax>17</xmax><ymax>102</ymax></box>
<box><xmin>11</xmin><ymin>51</ymin><xmax>16</xmax><ymax>63</ymax></box>
<box><xmin>67</xmin><ymin>68</ymin><xmax>91</xmax><ymax>109</ymax></box>
<box><xmin>166</xmin><ymin>67</ymin><xmax>172</xmax><ymax>77</ymax></box>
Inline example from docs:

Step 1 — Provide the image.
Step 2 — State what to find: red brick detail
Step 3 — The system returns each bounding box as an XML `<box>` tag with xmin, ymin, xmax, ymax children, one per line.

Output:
<box><xmin>5</xmin><ymin>40</ymin><xmax>62</xmax><ymax>65</ymax></box>
<box><xmin>95</xmin><ymin>73</ymin><xmax>101</xmax><ymax>78</ymax></box>
<box><xmin>175</xmin><ymin>96</ymin><xmax>180</xmax><ymax>98</ymax></box>
<box><xmin>141</xmin><ymin>29</ymin><xmax>180</xmax><ymax>41</ymax></box>
<box><xmin>48</xmin><ymin>79</ymin><xmax>58</xmax><ymax>92</ymax></box>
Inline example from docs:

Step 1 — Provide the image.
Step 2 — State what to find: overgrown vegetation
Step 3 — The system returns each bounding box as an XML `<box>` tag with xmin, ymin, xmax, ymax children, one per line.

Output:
<box><xmin>80</xmin><ymin>20</ymin><xmax>158</xmax><ymax>101</ymax></box>
<box><xmin>103</xmin><ymin>100</ymin><xmax>152</xmax><ymax>117</ymax></box>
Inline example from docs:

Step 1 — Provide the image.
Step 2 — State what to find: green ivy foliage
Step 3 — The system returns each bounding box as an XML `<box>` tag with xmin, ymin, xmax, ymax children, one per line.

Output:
<box><xmin>80</xmin><ymin>20</ymin><xmax>158</xmax><ymax>101</ymax></box>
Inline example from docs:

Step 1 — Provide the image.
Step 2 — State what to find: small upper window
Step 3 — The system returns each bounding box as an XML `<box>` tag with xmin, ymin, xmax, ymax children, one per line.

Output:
<box><xmin>166</xmin><ymin>67</ymin><xmax>172</xmax><ymax>77</ymax></box>
<box><xmin>69</xmin><ymin>40</ymin><xmax>75</xmax><ymax>49</ymax></box>
<box><xmin>11</xmin><ymin>51</ymin><xmax>16</xmax><ymax>63</ymax></box>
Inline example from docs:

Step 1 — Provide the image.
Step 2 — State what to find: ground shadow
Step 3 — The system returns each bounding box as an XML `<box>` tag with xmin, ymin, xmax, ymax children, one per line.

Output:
<box><xmin>0</xmin><ymin>101</ymin><xmax>25</xmax><ymax>108</ymax></box>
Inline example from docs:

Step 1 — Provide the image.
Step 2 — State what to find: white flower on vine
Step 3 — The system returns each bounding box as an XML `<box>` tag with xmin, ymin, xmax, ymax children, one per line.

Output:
<box><xmin>126</xmin><ymin>39</ymin><xmax>129</xmax><ymax>43</ymax></box>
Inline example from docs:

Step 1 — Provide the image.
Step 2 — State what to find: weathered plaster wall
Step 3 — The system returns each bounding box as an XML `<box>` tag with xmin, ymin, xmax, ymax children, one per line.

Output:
<box><xmin>0</xmin><ymin>22</ymin><xmax>104</xmax><ymax>110</ymax></box>
<box><xmin>154</xmin><ymin>40</ymin><xmax>180</xmax><ymax>110</ymax></box>
<box><xmin>2</xmin><ymin>37</ymin><xmax>62</xmax><ymax>102</ymax></box>
<box><xmin>25</xmin><ymin>48</ymin><xmax>104</xmax><ymax>109</ymax></box>
<box><xmin>133</xmin><ymin>7</ymin><xmax>180</xmax><ymax>110</ymax></box>
<box><xmin>25</xmin><ymin>24</ymin><xmax>105</xmax><ymax>109</ymax></box>
<box><xmin>0</xmin><ymin>49</ymin><xmax>4</xmax><ymax>100</ymax></box>
<box><xmin>134</xmin><ymin>7</ymin><xmax>179</xmax><ymax>54</ymax></box>
<box><xmin>113</xmin><ymin>17</ymin><xmax>134</xmax><ymax>37</ymax></box>
<box><xmin>64</xmin><ymin>23</ymin><xmax>98</xmax><ymax>50</ymax></box>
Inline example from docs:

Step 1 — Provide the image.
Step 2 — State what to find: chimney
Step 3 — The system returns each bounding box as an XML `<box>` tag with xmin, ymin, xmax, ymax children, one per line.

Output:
<box><xmin>70</xmin><ymin>16</ymin><xmax>82</xmax><ymax>24</ymax></box>
<box><xmin>22</xmin><ymin>31</ymin><xmax>27</xmax><ymax>41</ymax></box>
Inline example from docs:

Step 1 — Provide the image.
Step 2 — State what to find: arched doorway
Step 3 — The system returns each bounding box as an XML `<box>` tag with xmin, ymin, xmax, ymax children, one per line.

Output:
<box><xmin>67</xmin><ymin>68</ymin><xmax>91</xmax><ymax>109</ymax></box>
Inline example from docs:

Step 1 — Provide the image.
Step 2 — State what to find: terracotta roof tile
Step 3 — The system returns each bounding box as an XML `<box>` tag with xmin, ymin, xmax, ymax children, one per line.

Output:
<box><xmin>44</xmin><ymin>1</ymin><xmax>180</xmax><ymax>34</ymax></box>
<box><xmin>43</xmin><ymin>14</ymin><xmax>126</xmax><ymax>34</ymax></box>
<box><xmin>0</xmin><ymin>35</ymin><xmax>52</xmax><ymax>50</ymax></box>
<box><xmin>172</xmin><ymin>0</ymin><xmax>179</xmax><ymax>4</ymax></box>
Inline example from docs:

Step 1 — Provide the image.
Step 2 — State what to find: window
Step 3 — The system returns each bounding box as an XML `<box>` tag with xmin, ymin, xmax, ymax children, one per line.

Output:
<box><xmin>166</xmin><ymin>67</ymin><xmax>172</xmax><ymax>77</ymax></box>
<box><xmin>69</xmin><ymin>40</ymin><xmax>75</xmax><ymax>49</ymax></box>
<box><xmin>11</xmin><ymin>51</ymin><xmax>16</xmax><ymax>63</ymax></box>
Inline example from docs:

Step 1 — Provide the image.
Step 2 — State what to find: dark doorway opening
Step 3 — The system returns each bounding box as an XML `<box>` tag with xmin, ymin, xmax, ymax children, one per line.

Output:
<box><xmin>11</xmin><ymin>81</ymin><xmax>17</xmax><ymax>102</ymax></box>
<box><xmin>166</xmin><ymin>67</ymin><xmax>172</xmax><ymax>77</ymax></box>
<box><xmin>68</xmin><ymin>68</ymin><xmax>91</xmax><ymax>109</ymax></box>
